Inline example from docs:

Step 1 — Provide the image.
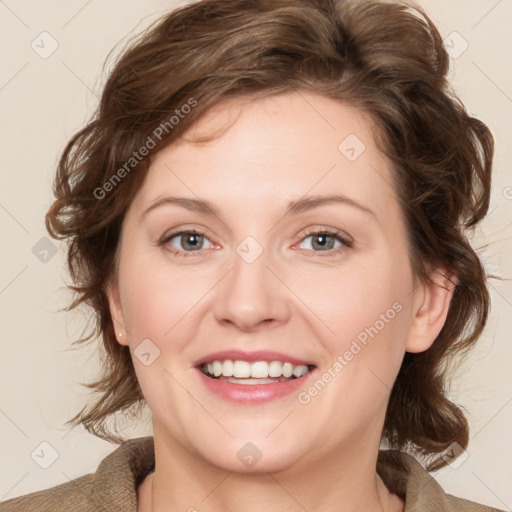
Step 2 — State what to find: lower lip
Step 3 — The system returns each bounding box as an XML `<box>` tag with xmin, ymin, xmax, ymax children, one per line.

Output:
<box><xmin>196</xmin><ymin>368</ymin><xmax>316</xmax><ymax>404</ymax></box>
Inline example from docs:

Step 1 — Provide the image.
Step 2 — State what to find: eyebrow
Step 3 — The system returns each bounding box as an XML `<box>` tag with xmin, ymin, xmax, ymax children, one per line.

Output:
<box><xmin>142</xmin><ymin>194</ymin><xmax>376</xmax><ymax>220</ymax></box>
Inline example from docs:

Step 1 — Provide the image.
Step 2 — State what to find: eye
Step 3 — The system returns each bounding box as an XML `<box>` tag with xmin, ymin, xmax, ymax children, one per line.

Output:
<box><xmin>296</xmin><ymin>230</ymin><xmax>352</xmax><ymax>255</ymax></box>
<box><xmin>159</xmin><ymin>228</ymin><xmax>352</xmax><ymax>258</ymax></box>
<box><xmin>161</xmin><ymin>230</ymin><xmax>215</xmax><ymax>256</ymax></box>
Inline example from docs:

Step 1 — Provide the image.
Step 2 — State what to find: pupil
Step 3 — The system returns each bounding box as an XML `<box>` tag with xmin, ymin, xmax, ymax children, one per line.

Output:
<box><xmin>183</xmin><ymin>233</ymin><xmax>202</xmax><ymax>250</ymax></box>
<box><xmin>313</xmin><ymin>234</ymin><xmax>333</xmax><ymax>250</ymax></box>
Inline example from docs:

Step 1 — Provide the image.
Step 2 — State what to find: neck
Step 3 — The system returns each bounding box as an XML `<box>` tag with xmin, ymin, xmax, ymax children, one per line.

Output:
<box><xmin>144</xmin><ymin>423</ymin><xmax>403</xmax><ymax>512</ymax></box>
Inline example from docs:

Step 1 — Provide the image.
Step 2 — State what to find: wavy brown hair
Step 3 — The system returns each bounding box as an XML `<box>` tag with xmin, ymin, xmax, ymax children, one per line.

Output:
<box><xmin>46</xmin><ymin>0</ymin><xmax>493</xmax><ymax>471</ymax></box>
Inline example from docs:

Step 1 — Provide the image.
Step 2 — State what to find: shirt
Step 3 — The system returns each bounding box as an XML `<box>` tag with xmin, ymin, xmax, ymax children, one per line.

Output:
<box><xmin>0</xmin><ymin>436</ymin><xmax>504</xmax><ymax>511</ymax></box>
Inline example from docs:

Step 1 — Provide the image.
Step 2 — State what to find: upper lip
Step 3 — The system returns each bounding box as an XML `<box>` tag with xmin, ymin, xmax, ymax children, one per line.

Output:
<box><xmin>193</xmin><ymin>350</ymin><xmax>316</xmax><ymax>367</ymax></box>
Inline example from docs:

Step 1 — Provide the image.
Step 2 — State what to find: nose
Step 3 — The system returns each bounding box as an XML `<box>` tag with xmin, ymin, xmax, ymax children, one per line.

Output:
<box><xmin>213</xmin><ymin>243</ymin><xmax>291</xmax><ymax>332</ymax></box>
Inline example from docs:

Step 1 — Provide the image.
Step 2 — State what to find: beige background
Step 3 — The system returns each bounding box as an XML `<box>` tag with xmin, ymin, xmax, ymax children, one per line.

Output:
<box><xmin>1</xmin><ymin>0</ymin><xmax>511</xmax><ymax>508</ymax></box>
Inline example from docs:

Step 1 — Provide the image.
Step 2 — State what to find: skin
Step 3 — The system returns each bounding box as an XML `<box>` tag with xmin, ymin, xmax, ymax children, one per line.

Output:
<box><xmin>107</xmin><ymin>90</ymin><xmax>455</xmax><ymax>511</ymax></box>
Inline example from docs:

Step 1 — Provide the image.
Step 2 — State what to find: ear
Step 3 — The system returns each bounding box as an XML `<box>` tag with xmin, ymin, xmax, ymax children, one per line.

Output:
<box><xmin>105</xmin><ymin>278</ymin><xmax>128</xmax><ymax>347</ymax></box>
<box><xmin>406</xmin><ymin>268</ymin><xmax>457</xmax><ymax>353</ymax></box>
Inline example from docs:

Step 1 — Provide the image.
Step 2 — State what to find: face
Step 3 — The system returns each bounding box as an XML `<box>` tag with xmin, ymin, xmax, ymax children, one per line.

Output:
<box><xmin>108</xmin><ymin>91</ymin><xmax>437</xmax><ymax>474</ymax></box>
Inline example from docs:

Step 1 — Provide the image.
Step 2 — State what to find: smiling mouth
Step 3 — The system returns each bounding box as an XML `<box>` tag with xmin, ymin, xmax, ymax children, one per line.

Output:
<box><xmin>199</xmin><ymin>360</ymin><xmax>316</xmax><ymax>385</ymax></box>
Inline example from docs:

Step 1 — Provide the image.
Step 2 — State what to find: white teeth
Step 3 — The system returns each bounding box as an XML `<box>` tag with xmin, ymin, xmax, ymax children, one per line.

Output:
<box><xmin>268</xmin><ymin>361</ymin><xmax>282</xmax><ymax>377</ymax></box>
<box><xmin>250</xmin><ymin>361</ymin><xmax>268</xmax><ymax>378</ymax></box>
<box><xmin>220</xmin><ymin>377</ymin><xmax>288</xmax><ymax>385</ymax></box>
<box><xmin>282</xmin><ymin>362</ymin><xmax>293</xmax><ymax>378</ymax></box>
<box><xmin>233</xmin><ymin>360</ymin><xmax>251</xmax><ymax>378</ymax></box>
<box><xmin>202</xmin><ymin>359</ymin><xmax>312</xmax><ymax>380</ymax></box>
<box><xmin>293</xmin><ymin>365</ymin><xmax>309</xmax><ymax>378</ymax></box>
<box><xmin>212</xmin><ymin>361</ymin><xmax>222</xmax><ymax>377</ymax></box>
<box><xmin>222</xmin><ymin>359</ymin><xmax>234</xmax><ymax>377</ymax></box>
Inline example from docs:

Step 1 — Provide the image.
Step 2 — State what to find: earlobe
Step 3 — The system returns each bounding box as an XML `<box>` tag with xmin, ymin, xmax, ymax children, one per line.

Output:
<box><xmin>105</xmin><ymin>279</ymin><xmax>128</xmax><ymax>346</ymax></box>
<box><xmin>405</xmin><ymin>269</ymin><xmax>457</xmax><ymax>354</ymax></box>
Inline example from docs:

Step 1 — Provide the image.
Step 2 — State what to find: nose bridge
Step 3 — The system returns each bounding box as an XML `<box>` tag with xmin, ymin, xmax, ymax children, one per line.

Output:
<box><xmin>213</xmin><ymin>235</ymin><xmax>289</xmax><ymax>330</ymax></box>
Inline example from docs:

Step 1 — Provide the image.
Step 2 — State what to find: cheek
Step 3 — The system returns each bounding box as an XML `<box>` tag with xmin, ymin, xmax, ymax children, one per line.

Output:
<box><xmin>121</xmin><ymin>273</ymin><xmax>175</xmax><ymax>341</ymax></box>
<box><xmin>296</xmin><ymin>254</ymin><xmax>410</xmax><ymax>342</ymax></box>
<box><xmin>291</xmin><ymin>250</ymin><xmax>413</xmax><ymax>401</ymax></box>
<box><xmin>119</xmin><ymin>251</ymin><xmax>217</xmax><ymax>350</ymax></box>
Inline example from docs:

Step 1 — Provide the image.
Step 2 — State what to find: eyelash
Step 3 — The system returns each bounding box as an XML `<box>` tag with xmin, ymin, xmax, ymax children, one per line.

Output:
<box><xmin>159</xmin><ymin>228</ymin><xmax>353</xmax><ymax>258</ymax></box>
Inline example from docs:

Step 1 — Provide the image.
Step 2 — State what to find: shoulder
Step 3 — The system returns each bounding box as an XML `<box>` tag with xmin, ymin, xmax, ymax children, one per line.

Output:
<box><xmin>443</xmin><ymin>494</ymin><xmax>504</xmax><ymax>512</ymax></box>
<box><xmin>0</xmin><ymin>474</ymin><xmax>95</xmax><ymax>512</ymax></box>
<box><xmin>0</xmin><ymin>436</ymin><xmax>155</xmax><ymax>512</ymax></box>
<box><xmin>377</xmin><ymin>450</ymin><xmax>505</xmax><ymax>512</ymax></box>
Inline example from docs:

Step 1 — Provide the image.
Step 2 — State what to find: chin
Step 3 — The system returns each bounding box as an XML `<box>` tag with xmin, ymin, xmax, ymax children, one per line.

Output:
<box><xmin>199</xmin><ymin>440</ymin><xmax>305</xmax><ymax>474</ymax></box>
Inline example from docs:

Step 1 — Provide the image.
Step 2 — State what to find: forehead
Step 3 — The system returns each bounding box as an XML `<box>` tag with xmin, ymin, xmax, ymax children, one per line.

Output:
<box><xmin>132</xmin><ymin>90</ymin><xmax>399</xmax><ymax>220</ymax></box>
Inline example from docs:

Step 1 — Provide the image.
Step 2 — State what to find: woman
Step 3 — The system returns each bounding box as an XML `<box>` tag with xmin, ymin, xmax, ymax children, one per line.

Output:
<box><xmin>1</xmin><ymin>0</ymin><xmax>504</xmax><ymax>510</ymax></box>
